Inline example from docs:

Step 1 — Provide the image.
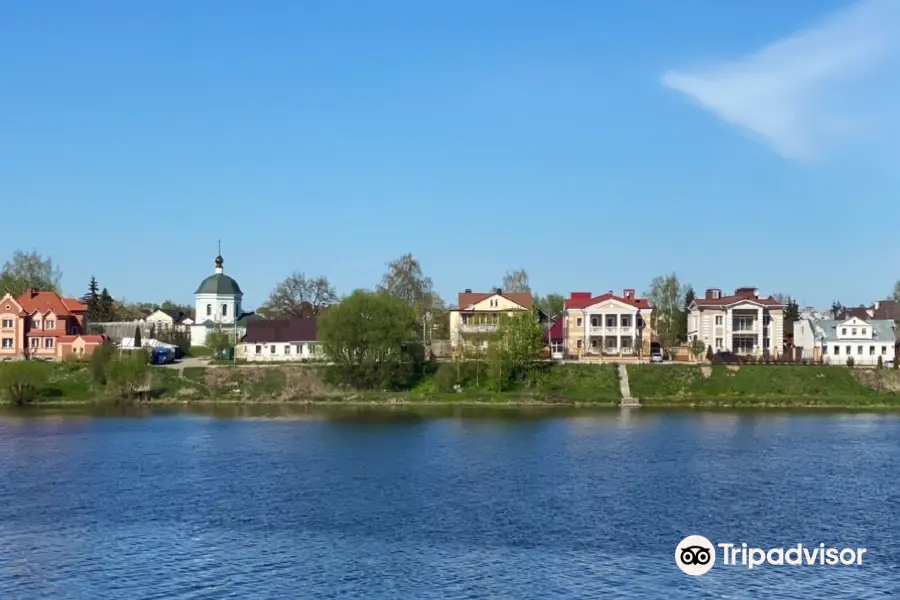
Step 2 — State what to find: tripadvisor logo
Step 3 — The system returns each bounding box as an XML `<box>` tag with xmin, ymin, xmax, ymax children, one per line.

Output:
<box><xmin>675</xmin><ymin>535</ymin><xmax>715</xmax><ymax>576</ymax></box>
<box><xmin>675</xmin><ymin>535</ymin><xmax>868</xmax><ymax>575</ymax></box>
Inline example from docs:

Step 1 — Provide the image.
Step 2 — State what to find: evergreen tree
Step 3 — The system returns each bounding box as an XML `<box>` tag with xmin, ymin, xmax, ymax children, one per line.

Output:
<box><xmin>133</xmin><ymin>325</ymin><xmax>142</xmax><ymax>348</ymax></box>
<box><xmin>83</xmin><ymin>276</ymin><xmax>101</xmax><ymax>323</ymax></box>
<box><xmin>98</xmin><ymin>288</ymin><xmax>115</xmax><ymax>322</ymax></box>
<box><xmin>148</xmin><ymin>323</ymin><xmax>157</xmax><ymax>340</ymax></box>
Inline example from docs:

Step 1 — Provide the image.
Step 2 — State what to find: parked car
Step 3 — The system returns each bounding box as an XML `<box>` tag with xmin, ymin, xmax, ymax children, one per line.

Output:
<box><xmin>650</xmin><ymin>351</ymin><xmax>663</xmax><ymax>363</ymax></box>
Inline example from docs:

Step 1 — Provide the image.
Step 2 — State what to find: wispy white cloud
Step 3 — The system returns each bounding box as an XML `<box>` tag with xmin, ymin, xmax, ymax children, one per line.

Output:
<box><xmin>662</xmin><ymin>0</ymin><xmax>900</xmax><ymax>161</ymax></box>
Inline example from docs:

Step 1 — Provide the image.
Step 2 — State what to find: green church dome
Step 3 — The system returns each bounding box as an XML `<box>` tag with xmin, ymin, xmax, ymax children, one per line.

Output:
<box><xmin>195</xmin><ymin>273</ymin><xmax>242</xmax><ymax>295</ymax></box>
<box><xmin>194</xmin><ymin>254</ymin><xmax>242</xmax><ymax>295</ymax></box>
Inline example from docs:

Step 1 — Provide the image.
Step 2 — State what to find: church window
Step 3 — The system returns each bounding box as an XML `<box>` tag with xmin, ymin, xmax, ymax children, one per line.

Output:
<box><xmin>222</xmin><ymin>304</ymin><xmax>227</xmax><ymax>317</ymax></box>
<box><xmin>206</xmin><ymin>304</ymin><xmax>212</xmax><ymax>316</ymax></box>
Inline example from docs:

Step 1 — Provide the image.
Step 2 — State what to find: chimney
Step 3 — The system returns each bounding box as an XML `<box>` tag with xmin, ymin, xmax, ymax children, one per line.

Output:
<box><xmin>623</xmin><ymin>289</ymin><xmax>635</xmax><ymax>300</ymax></box>
<box><xmin>495</xmin><ymin>288</ymin><xmax>502</xmax><ymax>294</ymax></box>
<box><xmin>464</xmin><ymin>288</ymin><xmax>472</xmax><ymax>293</ymax></box>
<box><xmin>875</xmin><ymin>301</ymin><xmax>881</xmax><ymax>310</ymax></box>
<box><xmin>705</xmin><ymin>288</ymin><xmax>722</xmax><ymax>300</ymax></box>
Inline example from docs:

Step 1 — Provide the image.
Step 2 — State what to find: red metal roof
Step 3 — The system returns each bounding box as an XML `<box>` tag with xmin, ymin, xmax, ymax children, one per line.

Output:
<box><xmin>564</xmin><ymin>290</ymin><xmax>650</xmax><ymax>310</ymax></box>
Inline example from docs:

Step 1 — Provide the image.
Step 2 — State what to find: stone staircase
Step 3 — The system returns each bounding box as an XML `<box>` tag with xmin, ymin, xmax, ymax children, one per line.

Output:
<box><xmin>618</xmin><ymin>364</ymin><xmax>641</xmax><ymax>407</ymax></box>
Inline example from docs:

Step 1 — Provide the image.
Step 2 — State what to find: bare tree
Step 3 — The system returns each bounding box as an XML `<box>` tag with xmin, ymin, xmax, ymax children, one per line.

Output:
<box><xmin>500</xmin><ymin>269</ymin><xmax>530</xmax><ymax>293</ymax></box>
<box><xmin>892</xmin><ymin>281</ymin><xmax>900</xmax><ymax>303</ymax></box>
<box><xmin>0</xmin><ymin>250</ymin><xmax>62</xmax><ymax>296</ymax></box>
<box><xmin>645</xmin><ymin>273</ymin><xmax>689</xmax><ymax>349</ymax></box>
<box><xmin>378</xmin><ymin>253</ymin><xmax>444</xmax><ymax>340</ymax></box>
<box><xmin>260</xmin><ymin>272</ymin><xmax>338</xmax><ymax>319</ymax></box>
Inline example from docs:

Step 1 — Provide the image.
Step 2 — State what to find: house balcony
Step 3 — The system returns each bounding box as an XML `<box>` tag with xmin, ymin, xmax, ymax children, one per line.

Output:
<box><xmin>732</xmin><ymin>322</ymin><xmax>759</xmax><ymax>333</ymax></box>
<box><xmin>588</xmin><ymin>325</ymin><xmax>635</xmax><ymax>336</ymax></box>
<box><xmin>459</xmin><ymin>323</ymin><xmax>499</xmax><ymax>334</ymax></box>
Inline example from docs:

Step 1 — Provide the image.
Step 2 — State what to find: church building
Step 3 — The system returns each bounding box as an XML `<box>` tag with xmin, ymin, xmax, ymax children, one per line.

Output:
<box><xmin>189</xmin><ymin>253</ymin><xmax>258</xmax><ymax>347</ymax></box>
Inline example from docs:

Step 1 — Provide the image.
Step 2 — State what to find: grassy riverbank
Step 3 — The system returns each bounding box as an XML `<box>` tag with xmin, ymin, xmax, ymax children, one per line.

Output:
<box><xmin>628</xmin><ymin>364</ymin><xmax>900</xmax><ymax>408</ymax></box>
<box><xmin>4</xmin><ymin>361</ymin><xmax>900</xmax><ymax>408</ymax></box>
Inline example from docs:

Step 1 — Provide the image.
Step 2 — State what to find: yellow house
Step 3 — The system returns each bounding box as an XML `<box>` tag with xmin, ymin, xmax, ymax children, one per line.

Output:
<box><xmin>449</xmin><ymin>288</ymin><xmax>535</xmax><ymax>354</ymax></box>
<box><xmin>563</xmin><ymin>289</ymin><xmax>655</xmax><ymax>358</ymax></box>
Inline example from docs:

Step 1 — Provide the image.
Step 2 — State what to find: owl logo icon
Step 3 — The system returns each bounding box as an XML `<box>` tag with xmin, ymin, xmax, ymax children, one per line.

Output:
<box><xmin>675</xmin><ymin>535</ymin><xmax>716</xmax><ymax>575</ymax></box>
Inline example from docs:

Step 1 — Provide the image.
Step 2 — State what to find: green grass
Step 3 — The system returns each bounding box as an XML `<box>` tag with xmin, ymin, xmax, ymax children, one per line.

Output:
<box><xmin>629</xmin><ymin>364</ymin><xmax>900</xmax><ymax>406</ymax></box>
<box><xmin>187</xmin><ymin>346</ymin><xmax>213</xmax><ymax>357</ymax></box>
<box><xmin>535</xmin><ymin>364</ymin><xmax>621</xmax><ymax>401</ymax></box>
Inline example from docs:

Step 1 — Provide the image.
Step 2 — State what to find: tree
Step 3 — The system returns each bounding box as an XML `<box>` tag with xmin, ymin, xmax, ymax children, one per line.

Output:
<box><xmin>0</xmin><ymin>362</ymin><xmax>45</xmax><ymax>406</ymax></box>
<box><xmin>705</xmin><ymin>344</ymin><xmax>714</xmax><ymax>361</ymax></box>
<box><xmin>318</xmin><ymin>290</ymin><xmax>420</xmax><ymax>390</ymax></box>
<box><xmin>485</xmin><ymin>310</ymin><xmax>544</xmax><ymax>391</ymax></box>
<box><xmin>89</xmin><ymin>342</ymin><xmax>115</xmax><ymax>386</ymax></box>
<box><xmin>106</xmin><ymin>351</ymin><xmax>150</xmax><ymax>401</ymax></box>
<box><xmin>877</xmin><ymin>355</ymin><xmax>884</xmax><ymax>369</ymax></box>
<box><xmin>500</xmin><ymin>269</ymin><xmax>530</xmax><ymax>293</ymax></box>
<box><xmin>148</xmin><ymin>323</ymin><xmax>157</xmax><ymax>340</ymax></box>
<box><xmin>646</xmin><ymin>273</ymin><xmax>689</xmax><ymax>349</ymax></box>
<box><xmin>535</xmin><ymin>294</ymin><xmax>565</xmax><ymax>319</ymax></box>
<box><xmin>0</xmin><ymin>250</ymin><xmax>62</xmax><ymax>296</ymax></box>
<box><xmin>206</xmin><ymin>330</ymin><xmax>236</xmax><ymax>354</ymax></box>
<box><xmin>689</xmin><ymin>338</ymin><xmax>706</xmax><ymax>361</ymax></box>
<box><xmin>94</xmin><ymin>288</ymin><xmax>116</xmax><ymax>323</ymax></box>
<box><xmin>892</xmin><ymin>281</ymin><xmax>900</xmax><ymax>303</ymax></box>
<box><xmin>784</xmin><ymin>298</ymin><xmax>800</xmax><ymax>322</ymax></box>
<box><xmin>83</xmin><ymin>276</ymin><xmax>101</xmax><ymax>322</ymax></box>
<box><xmin>133</xmin><ymin>325</ymin><xmax>142</xmax><ymax>348</ymax></box>
<box><xmin>378</xmin><ymin>253</ymin><xmax>444</xmax><ymax>341</ymax></box>
<box><xmin>830</xmin><ymin>301</ymin><xmax>844</xmax><ymax>319</ymax></box>
<box><xmin>260</xmin><ymin>272</ymin><xmax>338</xmax><ymax>319</ymax></box>
<box><xmin>674</xmin><ymin>287</ymin><xmax>696</xmax><ymax>344</ymax></box>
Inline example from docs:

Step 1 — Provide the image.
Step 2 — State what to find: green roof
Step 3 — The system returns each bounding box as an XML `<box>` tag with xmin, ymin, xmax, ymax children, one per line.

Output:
<box><xmin>194</xmin><ymin>273</ymin><xmax>243</xmax><ymax>295</ymax></box>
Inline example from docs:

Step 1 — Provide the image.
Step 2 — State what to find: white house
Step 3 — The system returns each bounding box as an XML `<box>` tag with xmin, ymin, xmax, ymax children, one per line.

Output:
<box><xmin>237</xmin><ymin>317</ymin><xmax>322</xmax><ymax>362</ymax></box>
<box><xmin>817</xmin><ymin>317</ymin><xmax>896</xmax><ymax>366</ymax></box>
<box><xmin>687</xmin><ymin>287</ymin><xmax>784</xmax><ymax>356</ymax></box>
<box><xmin>189</xmin><ymin>253</ymin><xmax>256</xmax><ymax>347</ymax></box>
<box><xmin>145</xmin><ymin>309</ymin><xmax>191</xmax><ymax>330</ymax></box>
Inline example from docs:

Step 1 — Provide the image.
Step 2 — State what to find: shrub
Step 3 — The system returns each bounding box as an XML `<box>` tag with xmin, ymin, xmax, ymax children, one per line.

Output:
<box><xmin>433</xmin><ymin>362</ymin><xmax>458</xmax><ymax>392</ymax></box>
<box><xmin>846</xmin><ymin>356</ymin><xmax>855</xmax><ymax>368</ymax></box>
<box><xmin>705</xmin><ymin>345</ymin><xmax>713</xmax><ymax>361</ymax></box>
<box><xmin>90</xmin><ymin>342</ymin><xmax>115</xmax><ymax>385</ymax></box>
<box><xmin>0</xmin><ymin>361</ymin><xmax>45</xmax><ymax>406</ymax></box>
<box><xmin>106</xmin><ymin>350</ymin><xmax>151</xmax><ymax>401</ymax></box>
<box><xmin>877</xmin><ymin>355</ymin><xmax>884</xmax><ymax>369</ymax></box>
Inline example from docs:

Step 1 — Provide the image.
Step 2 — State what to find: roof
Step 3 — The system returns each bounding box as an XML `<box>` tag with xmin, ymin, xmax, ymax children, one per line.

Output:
<box><xmin>544</xmin><ymin>319</ymin><xmax>563</xmax><ymax>342</ymax></box>
<box><xmin>149</xmin><ymin>309</ymin><xmax>188</xmax><ymax>322</ymax></box>
<box><xmin>839</xmin><ymin>305</ymin><xmax>871</xmax><ymax>320</ymax></box>
<box><xmin>16</xmin><ymin>289</ymin><xmax>87</xmax><ymax>316</ymax></box>
<box><xmin>565</xmin><ymin>291</ymin><xmax>650</xmax><ymax>310</ymax></box>
<box><xmin>872</xmin><ymin>300</ymin><xmax>900</xmax><ymax>321</ymax></box>
<box><xmin>243</xmin><ymin>317</ymin><xmax>318</xmax><ymax>343</ymax></box>
<box><xmin>57</xmin><ymin>334</ymin><xmax>108</xmax><ymax>344</ymax></box>
<box><xmin>692</xmin><ymin>288</ymin><xmax>781</xmax><ymax>308</ymax></box>
<box><xmin>193</xmin><ymin>312</ymin><xmax>262</xmax><ymax>328</ymax></box>
<box><xmin>814</xmin><ymin>319</ymin><xmax>896</xmax><ymax>343</ymax></box>
<box><xmin>195</xmin><ymin>273</ymin><xmax>243</xmax><ymax>296</ymax></box>
<box><xmin>455</xmin><ymin>291</ymin><xmax>533</xmax><ymax>310</ymax></box>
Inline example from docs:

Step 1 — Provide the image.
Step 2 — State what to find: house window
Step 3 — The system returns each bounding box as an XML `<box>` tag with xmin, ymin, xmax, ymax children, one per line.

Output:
<box><xmin>576</xmin><ymin>340</ymin><xmax>582</xmax><ymax>348</ymax></box>
<box><xmin>206</xmin><ymin>304</ymin><xmax>212</xmax><ymax>316</ymax></box>
<box><xmin>591</xmin><ymin>339</ymin><xmax>599</xmax><ymax>348</ymax></box>
<box><xmin>883</xmin><ymin>346</ymin><xmax>888</xmax><ymax>355</ymax></box>
<box><xmin>222</xmin><ymin>304</ymin><xmax>227</xmax><ymax>317</ymax></box>
<box><xmin>852</xmin><ymin>328</ymin><xmax>857</xmax><ymax>336</ymax></box>
<box><xmin>45</xmin><ymin>338</ymin><xmax>54</xmax><ymax>349</ymax></box>
<box><xmin>637</xmin><ymin>317</ymin><xmax>644</xmax><ymax>328</ymax></box>
<box><xmin>284</xmin><ymin>345</ymin><xmax>291</xmax><ymax>355</ymax></box>
<box><xmin>1</xmin><ymin>338</ymin><xmax>12</xmax><ymax>348</ymax></box>
<box><xmin>1</xmin><ymin>319</ymin><xmax>12</xmax><ymax>328</ymax></box>
<box><xmin>870</xmin><ymin>346</ymin><xmax>875</xmax><ymax>355</ymax></box>
<box><xmin>842</xmin><ymin>328</ymin><xmax>847</xmax><ymax>335</ymax></box>
<box><xmin>832</xmin><ymin>346</ymin><xmax>838</xmax><ymax>355</ymax></box>
<box><xmin>576</xmin><ymin>318</ymin><xmax>582</xmax><ymax>326</ymax></box>
<box><xmin>823</xmin><ymin>345</ymin><xmax>828</xmax><ymax>355</ymax></box>
<box><xmin>764</xmin><ymin>338</ymin><xmax>770</xmax><ymax>349</ymax></box>
<box><xmin>32</xmin><ymin>318</ymin><xmax>41</xmax><ymax>329</ymax></box>
<box><xmin>715</xmin><ymin>316</ymin><xmax>723</xmax><ymax>325</ymax></box>
<box><xmin>846</xmin><ymin>346</ymin><xmax>851</xmax><ymax>355</ymax></box>
<box><xmin>861</xmin><ymin>328</ymin><xmax>867</xmax><ymax>336</ymax></box>
<box><xmin>715</xmin><ymin>338</ymin><xmax>723</xmax><ymax>349</ymax></box>
<box><xmin>591</xmin><ymin>317</ymin><xmax>600</xmax><ymax>327</ymax></box>
<box><xmin>255</xmin><ymin>345</ymin><xmax>262</xmax><ymax>354</ymax></box>
<box><xmin>45</xmin><ymin>320</ymin><xmax>54</xmax><ymax>329</ymax></box>
<box><xmin>857</xmin><ymin>346</ymin><xmax>863</xmax><ymax>355</ymax></box>
<box><xmin>270</xmin><ymin>345</ymin><xmax>276</xmax><ymax>354</ymax></box>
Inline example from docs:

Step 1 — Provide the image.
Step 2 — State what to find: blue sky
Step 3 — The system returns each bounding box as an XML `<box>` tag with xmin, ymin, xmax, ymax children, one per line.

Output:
<box><xmin>2</xmin><ymin>0</ymin><xmax>898</xmax><ymax>310</ymax></box>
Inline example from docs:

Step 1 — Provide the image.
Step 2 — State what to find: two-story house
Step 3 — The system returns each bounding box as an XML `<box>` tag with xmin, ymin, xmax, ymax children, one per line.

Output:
<box><xmin>815</xmin><ymin>317</ymin><xmax>896</xmax><ymax>366</ymax></box>
<box><xmin>449</xmin><ymin>288</ymin><xmax>537</xmax><ymax>354</ymax></box>
<box><xmin>563</xmin><ymin>289</ymin><xmax>654</xmax><ymax>358</ymax></box>
<box><xmin>0</xmin><ymin>289</ymin><xmax>104</xmax><ymax>360</ymax></box>
<box><xmin>687</xmin><ymin>287</ymin><xmax>784</xmax><ymax>356</ymax></box>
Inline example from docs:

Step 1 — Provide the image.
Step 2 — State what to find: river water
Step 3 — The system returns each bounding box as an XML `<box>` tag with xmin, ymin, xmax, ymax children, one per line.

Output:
<box><xmin>0</xmin><ymin>405</ymin><xmax>897</xmax><ymax>599</ymax></box>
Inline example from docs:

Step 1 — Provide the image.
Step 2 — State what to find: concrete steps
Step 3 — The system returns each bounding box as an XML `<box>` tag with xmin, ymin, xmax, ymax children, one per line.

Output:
<box><xmin>618</xmin><ymin>364</ymin><xmax>641</xmax><ymax>407</ymax></box>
